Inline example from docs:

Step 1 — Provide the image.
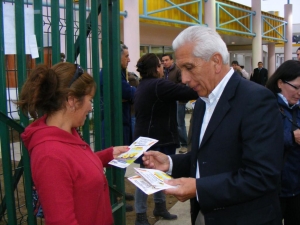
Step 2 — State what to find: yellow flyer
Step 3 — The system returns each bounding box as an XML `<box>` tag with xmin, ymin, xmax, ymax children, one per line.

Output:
<box><xmin>108</xmin><ymin>136</ymin><xmax>158</xmax><ymax>168</ymax></box>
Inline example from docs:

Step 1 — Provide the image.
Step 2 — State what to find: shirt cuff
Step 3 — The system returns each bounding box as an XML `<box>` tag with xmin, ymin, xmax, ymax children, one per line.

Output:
<box><xmin>166</xmin><ymin>156</ymin><xmax>173</xmax><ymax>175</ymax></box>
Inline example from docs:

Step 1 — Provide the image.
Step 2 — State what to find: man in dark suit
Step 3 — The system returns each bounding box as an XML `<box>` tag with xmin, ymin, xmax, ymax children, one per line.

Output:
<box><xmin>250</xmin><ymin>61</ymin><xmax>268</xmax><ymax>86</ymax></box>
<box><xmin>142</xmin><ymin>26</ymin><xmax>283</xmax><ymax>225</ymax></box>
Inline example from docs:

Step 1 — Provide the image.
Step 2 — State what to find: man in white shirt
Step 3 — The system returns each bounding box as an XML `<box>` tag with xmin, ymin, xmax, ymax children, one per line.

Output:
<box><xmin>231</xmin><ymin>60</ymin><xmax>249</xmax><ymax>79</ymax></box>
<box><xmin>142</xmin><ymin>26</ymin><xmax>283</xmax><ymax>225</ymax></box>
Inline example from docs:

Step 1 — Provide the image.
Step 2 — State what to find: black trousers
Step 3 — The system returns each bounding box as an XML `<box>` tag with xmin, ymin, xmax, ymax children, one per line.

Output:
<box><xmin>280</xmin><ymin>194</ymin><xmax>300</xmax><ymax>225</ymax></box>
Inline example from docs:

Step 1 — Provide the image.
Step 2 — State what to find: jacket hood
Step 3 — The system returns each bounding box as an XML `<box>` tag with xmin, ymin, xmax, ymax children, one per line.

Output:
<box><xmin>21</xmin><ymin>115</ymin><xmax>87</xmax><ymax>155</ymax></box>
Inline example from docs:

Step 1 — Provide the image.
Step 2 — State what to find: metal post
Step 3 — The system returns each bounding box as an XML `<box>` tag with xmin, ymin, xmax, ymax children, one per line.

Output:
<box><xmin>0</xmin><ymin>2</ymin><xmax>14</xmax><ymax>222</ymax></box>
<box><xmin>51</xmin><ymin>0</ymin><xmax>60</xmax><ymax>64</ymax></box>
<box><xmin>101</xmin><ymin>0</ymin><xmax>113</xmax><ymax>148</ymax></box>
<box><xmin>91</xmin><ymin>0</ymin><xmax>102</xmax><ymax>151</ymax></box>
<box><xmin>78</xmin><ymin>0</ymin><xmax>90</xmax><ymax>143</ymax></box>
<box><xmin>66</xmin><ymin>0</ymin><xmax>75</xmax><ymax>63</ymax></box>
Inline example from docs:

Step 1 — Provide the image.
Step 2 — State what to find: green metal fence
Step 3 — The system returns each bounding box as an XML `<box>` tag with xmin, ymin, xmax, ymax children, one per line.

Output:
<box><xmin>0</xmin><ymin>0</ymin><xmax>126</xmax><ymax>224</ymax></box>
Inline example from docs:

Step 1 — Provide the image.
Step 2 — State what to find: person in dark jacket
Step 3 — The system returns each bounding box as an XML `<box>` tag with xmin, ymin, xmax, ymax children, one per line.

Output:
<box><xmin>134</xmin><ymin>53</ymin><xmax>198</xmax><ymax>225</ymax></box>
<box><xmin>100</xmin><ymin>43</ymin><xmax>136</xmax><ymax>212</ymax></box>
<box><xmin>162</xmin><ymin>53</ymin><xmax>189</xmax><ymax>153</ymax></box>
<box><xmin>250</xmin><ymin>61</ymin><xmax>268</xmax><ymax>86</ymax></box>
<box><xmin>142</xmin><ymin>25</ymin><xmax>283</xmax><ymax>225</ymax></box>
<box><xmin>266</xmin><ymin>60</ymin><xmax>300</xmax><ymax>225</ymax></box>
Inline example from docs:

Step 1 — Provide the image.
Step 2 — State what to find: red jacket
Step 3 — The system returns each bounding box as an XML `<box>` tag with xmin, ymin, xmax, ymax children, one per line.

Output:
<box><xmin>21</xmin><ymin>115</ymin><xmax>114</xmax><ymax>225</ymax></box>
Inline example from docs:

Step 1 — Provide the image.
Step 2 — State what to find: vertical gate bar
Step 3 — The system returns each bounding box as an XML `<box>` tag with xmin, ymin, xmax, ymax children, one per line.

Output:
<box><xmin>15</xmin><ymin>8</ymin><xmax>32</xmax><ymax>225</ymax></box>
<box><xmin>66</xmin><ymin>0</ymin><xmax>74</xmax><ymax>63</ymax></box>
<box><xmin>101</xmin><ymin>0</ymin><xmax>112</xmax><ymax>148</ymax></box>
<box><xmin>78</xmin><ymin>0</ymin><xmax>90</xmax><ymax>143</ymax></box>
<box><xmin>91</xmin><ymin>0</ymin><xmax>101</xmax><ymax>151</ymax></box>
<box><xmin>34</xmin><ymin>0</ymin><xmax>44</xmax><ymax>64</ymax></box>
<box><xmin>0</xmin><ymin>2</ymin><xmax>16</xmax><ymax>223</ymax></box>
<box><xmin>111</xmin><ymin>1</ymin><xmax>125</xmax><ymax>224</ymax></box>
<box><xmin>100</xmin><ymin>0</ymin><xmax>117</xmax><ymax>213</ymax></box>
<box><xmin>111</xmin><ymin>1</ymin><xmax>122</xmax><ymax>145</ymax></box>
<box><xmin>51</xmin><ymin>0</ymin><xmax>60</xmax><ymax>64</ymax></box>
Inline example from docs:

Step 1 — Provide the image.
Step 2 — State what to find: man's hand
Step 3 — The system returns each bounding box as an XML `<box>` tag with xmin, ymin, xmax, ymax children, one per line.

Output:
<box><xmin>142</xmin><ymin>151</ymin><xmax>170</xmax><ymax>172</ymax></box>
<box><xmin>164</xmin><ymin>178</ymin><xmax>196</xmax><ymax>202</ymax></box>
<box><xmin>112</xmin><ymin>146</ymin><xmax>129</xmax><ymax>158</ymax></box>
<box><xmin>236</xmin><ymin>65</ymin><xmax>243</xmax><ymax>71</ymax></box>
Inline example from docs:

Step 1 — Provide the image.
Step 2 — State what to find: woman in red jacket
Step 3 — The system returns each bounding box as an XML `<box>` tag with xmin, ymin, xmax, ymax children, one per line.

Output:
<box><xmin>17</xmin><ymin>62</ymin><xmax>128</xmax><ymax>225</ymax></box>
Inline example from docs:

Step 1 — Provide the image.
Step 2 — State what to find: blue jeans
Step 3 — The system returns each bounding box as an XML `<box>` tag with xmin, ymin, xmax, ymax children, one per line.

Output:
<box><xmin>177</xmin><ymin>102</ymin><xmax>187</xmax><ymax>147</ymax></box>
<box><xmin>134</xmin><ymin>145</ymin><xmax>176</xmax><ymax>213</ymax></box>
<box><xmin>131</xmin><ymin>116</ymin><xmax>136</xmax><ymax>136</ymax></box>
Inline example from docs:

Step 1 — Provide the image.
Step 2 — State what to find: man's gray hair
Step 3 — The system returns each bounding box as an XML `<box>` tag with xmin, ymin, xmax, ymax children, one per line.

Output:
<box><xmin>172</xmin><ymin>26</ymin><xmax>229</xmax><ymax>64</ymax></box>
<box><xmin>120</xmin><ymin>44</ymin><xmax>128</xmax><ymax>55</ymax></box>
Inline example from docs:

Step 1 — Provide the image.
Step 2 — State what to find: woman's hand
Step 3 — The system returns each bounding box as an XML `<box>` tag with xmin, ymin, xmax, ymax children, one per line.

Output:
<box><xmin>293</xmin><ymin>129</ymin><xmax>300</xmax><ymax>145</ymax></box>
<box><xmin>112</xmin><ymin>146</ymin><xmax>129</xmax><ymax>159</ymax></box>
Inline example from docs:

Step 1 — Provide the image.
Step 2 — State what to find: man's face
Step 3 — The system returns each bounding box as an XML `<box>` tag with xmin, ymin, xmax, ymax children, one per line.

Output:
<box><xmin>297</xmin><ymin>49</ymin><xmax>300</xmax><ymax>61</ymax></box>
<box><xmin>175</xmin><ymin>43</ymin><xmax>216</xmax><ymax>97</ymax></box>
<box><xmin>232</xmin><ymin>63</ymin><xmax>238</xmax><ymax>70</ymax></box>
<box><xmin>121</xmin><ymin>49</ymin><xmax>130</xmax><ymax>69</ymax></box>
<box><xmin>161</xmin><ymin>56</ymin><xmax>173</xmax><ymax>69</ymax></box>
<box><xmin>258</xmin><ymin>62</ymin><xmax>263</xmax><ymax>69</ymax></box>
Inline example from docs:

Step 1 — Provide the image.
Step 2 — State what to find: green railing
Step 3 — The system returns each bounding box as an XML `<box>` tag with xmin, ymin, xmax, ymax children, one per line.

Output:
<box><xmin>0</xmin><ymin>0</ymin><xmax>125</xmax><ymax>224</ymax></box>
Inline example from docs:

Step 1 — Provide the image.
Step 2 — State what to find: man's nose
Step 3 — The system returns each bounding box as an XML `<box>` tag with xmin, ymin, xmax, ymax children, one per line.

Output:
<box><xmin>181</xmin><ymin>73</ymin><xmax>189</xmax><ymax>84</ymax></box>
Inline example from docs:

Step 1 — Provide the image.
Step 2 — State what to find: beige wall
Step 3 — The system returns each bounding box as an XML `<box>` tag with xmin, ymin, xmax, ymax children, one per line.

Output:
<box><xmin>121</xmin><ymin>22</ymin><xmax>183</xmax><ymax>47</ymax></box>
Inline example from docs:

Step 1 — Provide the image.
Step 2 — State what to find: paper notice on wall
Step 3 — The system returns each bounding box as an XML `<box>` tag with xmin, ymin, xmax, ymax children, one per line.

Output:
<box><xmin>3</xmin><ymin>3</ymin><xmax>36</xmax><ymax>56</ymax></box>
<box><xmin>28</xmin><ymin>35</ymin><xmax>39</xmax><ymax>59</ymax></box>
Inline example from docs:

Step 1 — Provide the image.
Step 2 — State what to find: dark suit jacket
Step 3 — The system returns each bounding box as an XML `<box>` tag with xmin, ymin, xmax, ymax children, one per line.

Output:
<box><xmin>171</xmin><ymin>73</ymin><xmax>283</xmax><ymax>225</ymax></box>
<box><xmin>250</xmin><ymin>67</ymin><xmax>268</xmax><ymax>86</ymax></box>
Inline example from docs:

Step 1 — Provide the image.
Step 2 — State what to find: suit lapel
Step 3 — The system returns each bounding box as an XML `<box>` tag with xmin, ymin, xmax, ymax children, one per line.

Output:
<box><xmin>191</xmin><ymin>99</ymin><xmax>205</xmax><ymax>167</ymax></box>
<box><xmin>200</xmin><ymin>74</ymin><xmax>240</xmax><ymax>148</ymax></box>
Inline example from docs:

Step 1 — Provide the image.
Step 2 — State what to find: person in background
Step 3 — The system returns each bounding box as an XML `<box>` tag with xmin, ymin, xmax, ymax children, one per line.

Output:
<box><xmin>250</xmin><ymin>61</ymin><xmax>268</xmax><ymax>86</ymax></box>
<box><xmin>231</xmin><ymin>60</ymin><xmax>249</xmax><ymax>79</ymax></box>
<box><xmin>134</xmin><ymin>53</ymin><xmax>198</xmax><ymax>225</ymax></box>
<box><xmin>100</xmin><ymin>43</ymin><xmax>136</xmax><ymax>211</ymax></box>
<box><xmin>162</xmin><ymin>53</ymin><xmax>189</xmax><ymax>154</ymax></box>
<box><xmin>266</xmin><ymin>60</ymin><xmax>300</xmax><ymax>225</ymax></box>
<box><xmin>17</xmin><ymin>62</ymin><xmax>129</xmax><ymax>225</ymax></box>
<box><xmin>296</xmin><ymin>47</ymin><xmax>300</xmax><ymax>61</ymax></box>
<box><xmin>142</xmin><ymin>25</ymin><xmax>283</xmax><ymax>225</ymax></box>
<box><xmin>128</xmin><ymin>71</ymin><xmax>139</xmax><ymax>135</ymax></box>
<box><xmin>60</xmin><ymin>53</ymin><xmax>65</xmax><ymax>62</ymax></box>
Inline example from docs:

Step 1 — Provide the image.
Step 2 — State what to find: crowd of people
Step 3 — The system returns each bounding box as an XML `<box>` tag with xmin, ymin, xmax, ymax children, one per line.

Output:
<box><xmin>16</xmin><ymin>27</ymin><xmax>300</xmax><ymax>225</ymax></box>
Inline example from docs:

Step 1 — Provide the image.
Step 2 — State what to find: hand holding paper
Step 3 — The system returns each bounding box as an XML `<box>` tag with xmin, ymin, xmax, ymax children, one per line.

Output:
<box><xmin>128</xmin><ymin>168</ymin><xmax>176</xmax><ymax>195</ymax></box>
<box><xmin>109</xmin><ymin>137</ymin><xmax>158</xmax><ymax>168</ymax></box>
<box><xmin>142</xmin><ymin>151</ymin><xmax>170</xmax><ymax>172</ymax></box>
<box><xmin>164</xmin><ymin>178</ymin><xmax>197</xmax><ymax>202</ymax></box>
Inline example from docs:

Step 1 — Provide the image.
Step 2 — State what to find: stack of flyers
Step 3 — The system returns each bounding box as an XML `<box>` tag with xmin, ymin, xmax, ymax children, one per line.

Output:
<box><xmin>128</xmin><ymin>168</ymin><xmax>176</xmax><ymax>195</ymax></box>
<box><xmin>108</xmin><ymin>136</ymin><xmax>158</xmax><ymax>168</ymax></box>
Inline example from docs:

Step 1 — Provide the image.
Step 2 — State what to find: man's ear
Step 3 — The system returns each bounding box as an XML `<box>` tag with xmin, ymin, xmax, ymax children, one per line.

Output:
<box><xmin>211</xmin><ymin>53</ymin><xmax>222</xmax><ymax>73</ymax></box>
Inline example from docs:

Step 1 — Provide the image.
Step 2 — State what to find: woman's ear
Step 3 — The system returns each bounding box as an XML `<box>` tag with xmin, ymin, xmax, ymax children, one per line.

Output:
<box><xmin>277</xmin><ymin>79</ymin><xmax>283</xmax><ymax>90</ymax></box>
<box><xmin>66</xmin><ymin>95</ymin><xmax>75</xmax><ymax>108</ymax></box>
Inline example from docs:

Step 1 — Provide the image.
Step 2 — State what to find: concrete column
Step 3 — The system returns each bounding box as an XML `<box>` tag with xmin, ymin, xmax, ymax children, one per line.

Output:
<box><xmin>204</xmin><ymin>0</ymin><xmax>216</xmax><ymax>30</ymax></box>
<box><xmin>284</xmin><ymin>4</ymin><xmax>293</xmax><ymax>61</ymax></box>
<box><xmin>245</xmin><ymin>56</ymin><xmax>252</xmax><ymax>73</ymax></box>
<box><xmin>268</xmin><ymin>43</ymin><xmax>275</xmax><ymax>77</ymax></box>
<box><xmin>251</xmin><ymin>0</ymin><xmax>262</xmax><ymax>70</ymax></box>
<box><xmin>123</xmin><ymin>0</ymin><xmax>140</xmax><ymax>73</ymax></box>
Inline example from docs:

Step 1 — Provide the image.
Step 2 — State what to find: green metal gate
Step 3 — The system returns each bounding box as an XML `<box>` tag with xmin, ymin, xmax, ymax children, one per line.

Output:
<box><xmin>0</xmin><ymin>0</ymin><xmax>126</xmax><ymax>224</ymax></box>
